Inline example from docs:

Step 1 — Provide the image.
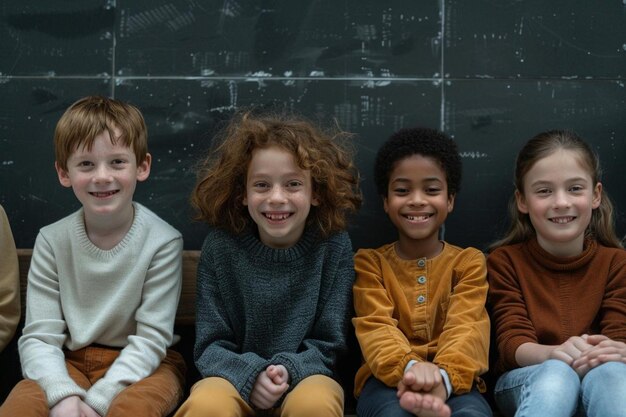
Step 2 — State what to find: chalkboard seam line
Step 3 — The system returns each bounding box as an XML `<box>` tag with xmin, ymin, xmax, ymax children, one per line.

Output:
<box><xmin>440</xmin><ymin>0</ymin><xmax>446</xmax><ymax>132</ymax></box>
<box><xmin>1</xmin><ymin>75</ymin><xmax>615</xmax><ymax>82</ymax></box>
<box><xmin>0</xmin><ymin>75</ymin><xmax>441</xmax><ymax>82</ymax></box>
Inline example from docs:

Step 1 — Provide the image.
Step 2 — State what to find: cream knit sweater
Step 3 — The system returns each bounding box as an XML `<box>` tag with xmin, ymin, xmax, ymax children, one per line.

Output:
<box><xmin>19</xmin><ymin>203</ymin><xmax>182</xmax><ymax>416</ymax></box>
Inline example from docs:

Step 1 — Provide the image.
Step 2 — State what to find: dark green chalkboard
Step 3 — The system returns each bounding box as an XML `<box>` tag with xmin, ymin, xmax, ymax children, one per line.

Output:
<box><xmin>1</xmin><ymin>0</ymin><xmax>625</xmax><ymax>253</ymax></box>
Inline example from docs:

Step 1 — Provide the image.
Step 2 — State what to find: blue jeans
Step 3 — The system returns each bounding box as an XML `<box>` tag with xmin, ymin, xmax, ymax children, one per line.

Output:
<box><xmin>357</xmin><ymin>377</ymin><xmax>492</xmax><ymax>417</ymax></box>
<box><xmin>494</xmin><ymin>359</ymin><xmax>626</xmax><ymax>417</ymax></box>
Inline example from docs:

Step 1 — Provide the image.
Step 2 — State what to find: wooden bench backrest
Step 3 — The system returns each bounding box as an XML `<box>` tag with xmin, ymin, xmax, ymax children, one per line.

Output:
<box><xmin>16</xmin><ymin>249</ymin><xmax>199</xmax><ymax>326</ymax></box>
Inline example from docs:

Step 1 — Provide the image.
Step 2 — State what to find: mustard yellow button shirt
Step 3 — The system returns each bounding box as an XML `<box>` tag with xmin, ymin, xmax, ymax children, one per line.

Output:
<box><xmin>352</xmin><ymin>241</ymin><xmax>490</xmax><ymax>397</ymax></box>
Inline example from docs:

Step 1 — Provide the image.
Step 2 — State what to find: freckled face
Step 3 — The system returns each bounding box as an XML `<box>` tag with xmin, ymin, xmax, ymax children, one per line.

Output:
<box><xmin>56</xmin><ymin>129</ymin><xmax>150</xmax><ymax>220</ymax></box>
<box><xmin>516</xmin><ymin>149</ymin><xmax>601</xmax><ymax>256</ymax></box>
<box><xmin>243</xmin><ymin>146</ymin><xmax>319</xmax><ymax>249</ymax></box>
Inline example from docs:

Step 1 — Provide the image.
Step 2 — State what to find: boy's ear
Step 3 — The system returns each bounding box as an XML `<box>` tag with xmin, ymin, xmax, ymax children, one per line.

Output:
<box><xmin>515</xmin><ymin>190</ymin><xmax>529</xmax><ymax>213</ymax></box>
<box><xmin>136</xmin><ymin>153</ymin><xmax>151</xmax><ymax>182</ymax></box>
<box><xmin>55</xmin><ymin>162</ymin><xmax>72</xmax><ymax>188</ymax></box>
<box><xmin>447</xmin><ymin>193</ymin><xmax>455</xmax><ymax>213</ymax></box>
<box><xmin>382</xmin><ymin>196</ymin><xmax>389</xmax><ymax>213</ymax></box>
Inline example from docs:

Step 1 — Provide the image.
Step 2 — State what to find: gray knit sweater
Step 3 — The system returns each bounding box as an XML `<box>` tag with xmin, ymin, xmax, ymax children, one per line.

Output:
<box><xmin>194</xmin><ymin>226</ymin><xmax>354</xmax><ymax>404</ymax></box>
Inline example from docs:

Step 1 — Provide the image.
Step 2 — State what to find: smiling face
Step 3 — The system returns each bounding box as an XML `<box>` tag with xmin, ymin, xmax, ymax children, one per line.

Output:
<box><xmin>516</xmin><ymin>148</ymin><xmax>601</xmax><ymax>257</ymax></box>
<box><xmin>243</xmin><ymin>146</ymin><xmax>319</xmax><ymax>249</ymax></box>
<box><xmin>56</xmin><ymin>128</ymin><xmax>151</xmax><ymax>223</ymax></box>
<box><xmin>384</xmin><ymin>154</ymin><xmax>454</xmax><ymax>259</ymax></box>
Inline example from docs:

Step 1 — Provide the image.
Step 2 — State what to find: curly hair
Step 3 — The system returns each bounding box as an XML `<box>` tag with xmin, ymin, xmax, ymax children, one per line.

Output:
<box><xmin>374</xmin><ymin>127</ymin><xmax>462</xmax><ymax>197</ymax></box>
<box><xmin>191</xmin><ymin>111</ymin><xmax>362</xmax><ymax>238</ymax></box>
<box><xmin>489</xmin><ymin>129</ymin><xmax>622</xmax><ymax>251</ymax></box>
<box><xmin>54</xmin><ymin>96</ymin><xmax>148</xmax><ymax>170</ymax></box>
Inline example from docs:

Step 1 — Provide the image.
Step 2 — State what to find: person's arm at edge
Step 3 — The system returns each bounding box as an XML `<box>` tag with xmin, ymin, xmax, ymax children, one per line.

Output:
<box><xmin>0</xmin><ymin>205</ymin><xmax>20</xmax><ymax>352</ymax></box>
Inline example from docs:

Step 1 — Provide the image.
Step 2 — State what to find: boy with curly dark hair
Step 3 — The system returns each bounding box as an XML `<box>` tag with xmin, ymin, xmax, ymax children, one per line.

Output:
<box><xmin>353</xmin><ymin>127</ymin><xmax>492</xmax><ymax>417</ymax></box>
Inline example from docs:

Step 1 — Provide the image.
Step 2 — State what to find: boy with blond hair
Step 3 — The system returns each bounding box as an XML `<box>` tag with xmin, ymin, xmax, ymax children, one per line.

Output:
<box><xmin>0</xmin><ymin>96</ymin><xmax>186</xmax><ymax>417</ymax></box>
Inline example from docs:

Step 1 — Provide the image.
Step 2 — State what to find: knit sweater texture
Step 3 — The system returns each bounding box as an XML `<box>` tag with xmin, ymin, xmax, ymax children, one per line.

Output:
<box><xmin>487</xmin><ymin>237</ymin><xmax>626</xmax><ymax>374</ymax></box>
<box><xmin>353</xmin><ymin>241</ymin><xmax>490</xmax><ymax>397</ymax></box>
<box><xmin>0</xmin><ymin>204</ymin><xmax>20</xmax><ymax>352</ymax></box>
<box><xmin>194</xmin><ymin>226</ymin><xmax>354</xmax><ymax>404</ymax></box>
<box><xmin>19</xmin><ymin>202</ymin><xmax>183</xmax><ymax>416</ymax></box>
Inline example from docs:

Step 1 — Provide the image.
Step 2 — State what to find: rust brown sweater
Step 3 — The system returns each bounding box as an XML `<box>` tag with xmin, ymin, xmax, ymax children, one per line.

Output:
<box><xmin>487</xmin><ymin>237</ymin><xmax>626</xmax><ymax>374</ymax></box>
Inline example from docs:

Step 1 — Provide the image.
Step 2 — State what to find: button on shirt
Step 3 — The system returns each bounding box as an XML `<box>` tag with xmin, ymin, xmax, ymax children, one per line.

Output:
<box><xmin>410</xmin><ymin>258</ymin><xmax>432</xmax><ymax>341</ymax></box>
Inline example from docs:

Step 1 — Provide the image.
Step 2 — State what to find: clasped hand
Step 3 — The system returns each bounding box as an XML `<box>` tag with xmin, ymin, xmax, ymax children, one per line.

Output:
<box><xmin>550</xmin><ymin>334</ymin><xmax>626</xmax><ymax>377</ymax></box>
<box><xmin>396</xmin><ymin>362</ymin><xmax>450</xmax><ymax>417</ymax></box>
<box><xmin>250</xmin><ymin>364</ymin><xmax>289</xmax><ymax>410</ymax></box>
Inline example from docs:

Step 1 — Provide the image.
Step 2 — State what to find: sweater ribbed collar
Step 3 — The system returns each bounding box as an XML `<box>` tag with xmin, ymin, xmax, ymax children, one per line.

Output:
<box><xmin>73</xmin><ymin>202</ymin><xmax>142</xmax><ymax>259</ymax></box>
<box><xmin>239</xmin><ymin>227</ymin><xmax>317</xmax><ymax>263</ymax></box>
<box><xmin>526</xmin><ymin>236</ymin><xmax>597</xmax><ymax>272</ymax></box>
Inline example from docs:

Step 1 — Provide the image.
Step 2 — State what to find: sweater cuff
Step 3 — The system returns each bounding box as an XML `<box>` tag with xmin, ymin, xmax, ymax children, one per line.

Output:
<box><xmin>439</xmin><ymin>369</ymin><xmax>452</xmax><ymax>399</ymax></box>
<box><xmin>85</xmin><ymin>378</ymin><xmax>126</xmax><ymax>416</ymax></box>
<box><xmin>404</xmin><ymin>359</ymin><xmax>418</xmax><ymax>374</ymax></box>
<box><xmin>235</xmin><ymin>361</ymin><xmax>271</xmax><ymax>404</ymax></box>
<box><xmin>504</xmin><ymin>335</ymin><xmax>535</xmax><ymax>369</ymax></box>
<box><xmin>272</xmin><ymin>353</ymin><xmax>302</xmax><ymax>386</ymax></box>
<box><xmin>38</xmin><ymin>375</ymin><xmax>87</xmax><ymax>409</ymax></box>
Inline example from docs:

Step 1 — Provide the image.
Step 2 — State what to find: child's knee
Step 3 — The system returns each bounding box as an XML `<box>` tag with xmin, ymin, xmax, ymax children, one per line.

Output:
<box><xmin>530</xmin><ymin>360</ymin><xmax>580</xmax><ymax>395</ymax></box>
<box><xmin>281</xmin><ymin>375</ymin><xmax>343</xmax><ymax>417</ymax></box>
<box><xmin>175</xmin><ymin>377</ymin><xmax>249</xmax><ymax>417</ymax></box>
<box><xmin>539</xmin><ymin>359</ymin><xmax>578</xmax><ymax>380</ymax></box>
<box><xmin>0</xmin><ymin>379</ymin><xmax>48</xmax><ymax>417</ymax></box>
<box><xmin>583</xmin><ymin>361</ymin><xmax>626</xmax><ymax>388</ymax></box>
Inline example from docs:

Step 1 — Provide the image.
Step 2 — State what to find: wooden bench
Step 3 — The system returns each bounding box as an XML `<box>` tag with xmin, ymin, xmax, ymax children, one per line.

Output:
<box><xmin>6</xmin><ymin>249</ymin><xmax>359</xmax><ymax>415</ymax></box>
